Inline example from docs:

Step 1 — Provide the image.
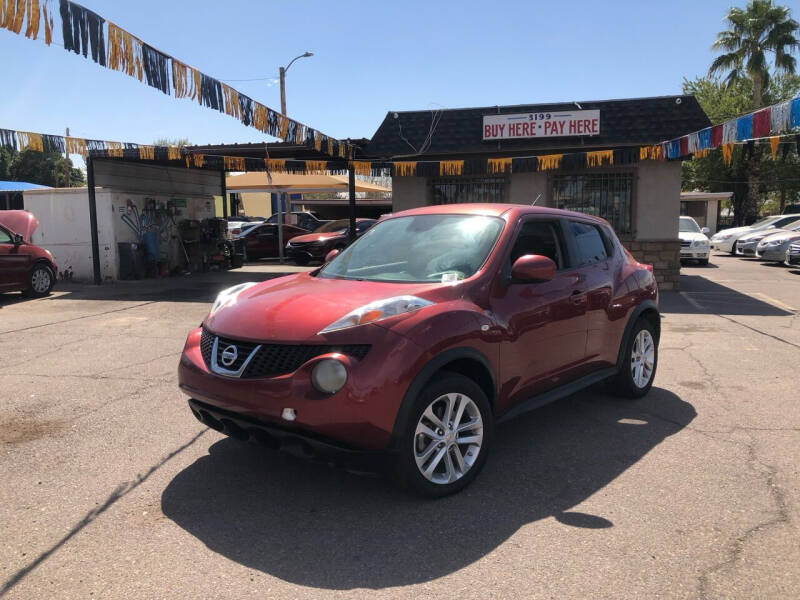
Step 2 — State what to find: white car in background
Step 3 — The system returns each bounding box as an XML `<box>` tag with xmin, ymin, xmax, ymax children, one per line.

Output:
<box><xmin>679</xmin><ymin>216</ymin><xmax>710</xmax><ymax>265</ymax></box>
<box><xmin>710</xmin><ymin>214</ymin><xmax>800</xmax><ymax>254</ymax></box>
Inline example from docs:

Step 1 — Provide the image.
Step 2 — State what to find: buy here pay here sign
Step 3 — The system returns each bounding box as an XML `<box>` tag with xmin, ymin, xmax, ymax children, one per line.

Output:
<box><xmin>482</xmin><ymin>110</ymin><xmax>600</xmax><ymax>140</ymax></box>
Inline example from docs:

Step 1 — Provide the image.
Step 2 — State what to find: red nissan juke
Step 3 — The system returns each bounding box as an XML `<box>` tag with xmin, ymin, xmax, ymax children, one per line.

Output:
<box><xmin>179</xmin><ymin>204</ymin><xmax>659</xmax><ymax>496</ymax></box>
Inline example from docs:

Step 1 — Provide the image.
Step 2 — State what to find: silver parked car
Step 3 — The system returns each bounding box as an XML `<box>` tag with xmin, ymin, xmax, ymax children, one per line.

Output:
<box><xmin>755</xmin><ymin>228</ymin><xmax>800</xmax><ymax>262</ymax></box>
<box><xmin>736</xmin><ymin>220</ymin><xmax>800</xmax><ymax>257</ymax></box>
<box><xmin>785</xmin><ymin>241</ymin><xmax>800</xmax><ymax>267</ymax></box>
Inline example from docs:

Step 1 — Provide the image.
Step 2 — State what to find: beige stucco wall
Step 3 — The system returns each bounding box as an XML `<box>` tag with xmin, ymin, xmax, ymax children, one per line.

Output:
<box><xmin>508</xmin><ymin>172</ymin><xmax>548</xmax><ymax>206</ymax></box>
<box><xmin>239</xmin><ymin>192</ymin><xmax>272</xmax><ymax>218</ymax></box>
<box><xmin>635</xmin><ymin>160</ymin><xmax>681</xmax><ymax>241</ymax></box>
<box><xmin>392</xmin><ymin>176</ymin><xmax>429</xmax><ymax>211</ymax></box>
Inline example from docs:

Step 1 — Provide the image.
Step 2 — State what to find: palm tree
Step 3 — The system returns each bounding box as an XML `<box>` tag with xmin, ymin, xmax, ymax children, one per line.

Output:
<box><xmin>709</xmin><ymin>0</ymin><xmax>798</xmax><ymax>223</ymax></box>
<box><xmin>710</xmin><ymin>0</ymin><xmax>798</xmax><ymax>109</ymax></box>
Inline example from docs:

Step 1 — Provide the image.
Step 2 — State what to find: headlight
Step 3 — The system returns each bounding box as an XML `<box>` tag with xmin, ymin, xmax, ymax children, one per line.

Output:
<box><xmin>319</xmin><ymin>295</ymin><xmax>433</xmax><ymax>333</ymax></box>
<box><xmin>692</xmin><ymin>240</ymin><xmax>707</xmax><ymax>247</ymax></box>
<box><xmin>713</xmin><ymin>233</ymin><xmax>733</xmax><ymax>241</ymax></box>
<box><xmin>210</xmin><ymin>282</ymin><xmax>257</xmax><ymax>314</ymax></box>
<box><xmin>766</xmin><ymin>239</ymin><xmax>784</xmax><ymax>246</ymax></box>
<box><xmin>311</xmin><ymin>359</ymin><xmax>347</xmax><ymax>394</ymax></box>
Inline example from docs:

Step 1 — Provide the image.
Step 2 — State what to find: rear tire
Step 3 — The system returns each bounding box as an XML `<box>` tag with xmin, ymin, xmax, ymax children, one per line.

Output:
<box><xmin>294</xmin><ymin>256</ymin><xmax>309</xmax><ymax>266</ymax></box>
<box><xmin>611</xmin><ymin>318</ymin><xmax>657</xmax><ymax>398</ymax></box>
<box><xmin>24</xmin><ymin>263</ymin><xmax>54</xmax><ymax>297</ymax></box>
<box><xmin>395</xmin><ymin>373</ymin><xmax>492</xmax><ymax>497</ymax></box>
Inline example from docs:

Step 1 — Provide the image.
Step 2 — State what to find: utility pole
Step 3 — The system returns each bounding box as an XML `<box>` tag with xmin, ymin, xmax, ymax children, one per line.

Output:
<box><xmin>65</xmin><ymin>127</ymin><xmax>70</xmax><ymax>188</ymax></box>
<box><xmin>278</xmin><ymin>52</ymin><xmax>313</xmax><ymax>115</ymax></box>
<box><xmin>279</xmin><ymin>67</ymin><xmax>286</xmax><ymax>115</ymax></box>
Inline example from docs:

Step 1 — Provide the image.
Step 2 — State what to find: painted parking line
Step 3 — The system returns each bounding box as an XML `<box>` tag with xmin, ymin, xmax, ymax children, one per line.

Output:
<box><xmin>678</xmin><ymin>292</ymin><xmax>705</xmax><ymax>311</ymax></box>
<box><xmin>749</xmin><ymin>292</ymin><xmax>797</xmax><ymax>313</ymax></box>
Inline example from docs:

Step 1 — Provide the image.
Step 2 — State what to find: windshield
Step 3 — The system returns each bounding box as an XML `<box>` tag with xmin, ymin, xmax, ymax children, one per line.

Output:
<box><xmin>679</xmin><ymin>217</ymin><xmax>700</xmax><ymax>233</ymax></box>
<box><xmin>319</xmin><ymin>214</ymin><xmax>505</xmax><ymax>283</ymax></box>
<box><xmin>314</xmin><ymin>219</ymin><xmax>351</xmax><ymax>233</ymax></box>
<box><xmin>751</xmin><ymin>216</ymin><xmax>780</xmax><ymax>228</ymax></box>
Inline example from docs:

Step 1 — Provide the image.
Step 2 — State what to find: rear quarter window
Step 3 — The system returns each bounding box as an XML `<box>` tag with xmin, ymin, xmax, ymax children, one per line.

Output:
<box><xmin>569</xmin><ymin>221</ymin><xmax>612</xmax><ymax>266</ymax></box>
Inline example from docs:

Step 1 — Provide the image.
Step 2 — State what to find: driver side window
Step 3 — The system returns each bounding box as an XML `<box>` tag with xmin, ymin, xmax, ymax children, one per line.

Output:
<box><xmin>509</xmin><ymin>220</ymin><xmax>566</xmax><ymax>270</ymax></box>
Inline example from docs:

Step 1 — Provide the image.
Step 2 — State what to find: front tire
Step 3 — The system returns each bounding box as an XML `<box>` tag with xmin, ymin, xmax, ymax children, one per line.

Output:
<box><xmin>395</xmin><ymin>373</ymin><xmax>492</xmax><ymax>497</ymax></box>
<box><xmin>25</xmin><ymin>264</ymin><xmax>54</xmax><ymax>297</ymax></box>
<box><xmin>611</xmin><ymin>318</ymin><xmax>658</xmax><ymax>398</ymax></box>
<box><xmin>698</xmin><ymin>258</ymin><xmax>709</xmax><ymax>266</ymax></box>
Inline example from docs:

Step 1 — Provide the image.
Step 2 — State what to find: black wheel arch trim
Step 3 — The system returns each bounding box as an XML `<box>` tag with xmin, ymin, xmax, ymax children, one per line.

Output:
<box><xmin>388</xmin><ymin>346</ymin><xmax>496</xmax><ymax>452</ymax></box>
<box><xmin>615</xmin><ymin>299</ymin><xmax>659</xmax><ymax>371</ymax></box>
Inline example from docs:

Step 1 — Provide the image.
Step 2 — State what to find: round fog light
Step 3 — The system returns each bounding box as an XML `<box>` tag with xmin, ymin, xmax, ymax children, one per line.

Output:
<box><xmin>311</xmin><ymin>359</ymin><xmax>347</xmax><ymax>394</ymax></box>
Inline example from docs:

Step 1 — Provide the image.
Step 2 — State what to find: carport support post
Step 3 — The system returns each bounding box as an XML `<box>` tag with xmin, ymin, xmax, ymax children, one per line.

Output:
<box><xmin>86</xmin><ymin>155</ymin><xmax>102</xmax><ymax>285</ymax></box>
<box><xmin>277</xmin><ymin>192</ymin><xmax>285</xmax><ymax>263</ymax></box>
<box><xmin>220</xmin><ymin>170</ymin><xmax>228</xmax><ymax>219</ymax></box>
<box><xmin>348</xmin><ymin>167</ymin><xmax>356</xmax><ymax>242</ymax></box>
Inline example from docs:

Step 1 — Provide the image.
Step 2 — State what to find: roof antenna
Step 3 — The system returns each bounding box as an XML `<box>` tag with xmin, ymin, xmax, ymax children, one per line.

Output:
<box><xmin>531</xmin><ymin>193</ymin><xmax>541</xmax><ymax>206</ymax></box>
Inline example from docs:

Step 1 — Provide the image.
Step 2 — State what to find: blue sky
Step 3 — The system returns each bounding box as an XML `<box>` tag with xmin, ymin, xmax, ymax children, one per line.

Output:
<box><xmin>0</xmin><ymin>0</ymin><xmax>770</xmax><ymax>149</ymax></box>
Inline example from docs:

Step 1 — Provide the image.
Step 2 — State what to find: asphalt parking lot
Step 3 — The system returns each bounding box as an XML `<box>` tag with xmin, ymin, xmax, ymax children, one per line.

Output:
<box><xmin>1</xmin><ymin>256</ymin><xmax>798</xmax><ymax>599</ymax></box>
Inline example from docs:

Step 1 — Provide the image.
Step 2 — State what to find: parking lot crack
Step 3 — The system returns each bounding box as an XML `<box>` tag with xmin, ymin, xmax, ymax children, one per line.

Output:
<box><xmin>0</xmin><ymin>429</ymin><xmax>208</xmax><ymax>598</ymax></box>
<box><xmin>696</xmin><ymin>434</ymin><xmax>790</xmax><ymax>599</ymax></box>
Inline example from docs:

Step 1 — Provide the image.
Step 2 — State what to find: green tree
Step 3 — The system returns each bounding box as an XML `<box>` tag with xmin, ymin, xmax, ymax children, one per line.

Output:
<box><xmin>708</xmin><ymin>0</ymin><xmax>799</xmax><ymax>222</ymax></box>
<box><xmin>682</xmin><ymin>74</ymin><xmax>800</xmax><ymax>224</ymax></box>
<box><xmin>0</xmin><ymin>148</ymin><xmax>85</xmax><ymax>187</ymax></box>
<box><xmin>153</xmin><ymin>137</ymin><xmax>191</xmax><ymax>147</ymax></box>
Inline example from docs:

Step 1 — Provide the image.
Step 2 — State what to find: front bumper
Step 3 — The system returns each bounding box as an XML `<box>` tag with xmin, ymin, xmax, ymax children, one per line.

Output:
<box><xmin>680</xmin><ymin>248</ymin><xmax>709</xmax><ymax>260</ymax></box>
<box><xmin>756</xmin><ymin>246</ymin><xmax>790</xmax><ymax>262</ymax></box>
<box><xmin>735</xmin><ymin>241</ymin><xmax>758</xmax><ymax>256</ymax></box>
<box><xmin>188</xmin><ymin>398</ymin><xmax>386</xmax><ymax>468</ymax></box>
<box><xmin>786</xmin><ymin>252</ymin><xmax>800</xmax><ymax>266</ymax></box>
<box><xmin>178</xmin><ymin>325</ymin><xmax>423</xmax><ymax>452</ymax></box>
<box><xmin>711</xmin><ymin>238</ymin><xmax>734</xmax><ymax>252</ymax></box>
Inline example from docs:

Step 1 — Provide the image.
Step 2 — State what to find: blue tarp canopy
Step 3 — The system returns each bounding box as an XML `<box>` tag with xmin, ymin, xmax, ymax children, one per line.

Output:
<box><xmin>0</xmin><ymin>180</ymin><xmax>51</xmax><ymax>191</ymax></box>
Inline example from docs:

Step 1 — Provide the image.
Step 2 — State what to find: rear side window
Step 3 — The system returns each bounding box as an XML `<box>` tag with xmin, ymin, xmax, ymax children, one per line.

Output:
<box><xmin>570</xmin><ymin>221</ymin><xmax>610</xmax><ymax>266</ymax></box>
<box><xmin>0</xmin><ymin>228</ymin><xmax>11</xmax><ymax>243</ymax></box>
<box><xmin>774</xmin><ymin>215</ymin><xmax>800</xmax><ymax>229</ymax></box>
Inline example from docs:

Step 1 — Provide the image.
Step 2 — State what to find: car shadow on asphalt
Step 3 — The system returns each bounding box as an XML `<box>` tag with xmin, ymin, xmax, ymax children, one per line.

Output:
<box><xmin>161</xmin><ymin>387</ymin><xmax>695</xmax><ymax>590</ymax></box>
<box><xmin>660</xmin><ymin>275</ymin><xmax>793</xmax><ymax>316</ymax></box>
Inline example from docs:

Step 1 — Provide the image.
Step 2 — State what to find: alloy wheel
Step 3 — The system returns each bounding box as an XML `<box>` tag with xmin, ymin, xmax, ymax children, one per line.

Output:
<box><xmin>414</xmin><ymin>392</ymin><xmax>483</xmax><ymax>485</ymax></box>
<box><xmin>630</xmin><ymin>329</ymin><xmax>655</xmax><ymax>388</ymax></box>
<box><xmin>31</xmin><ymin>267</ymin><xmax>51</xmax><ymax>293</ymax></box>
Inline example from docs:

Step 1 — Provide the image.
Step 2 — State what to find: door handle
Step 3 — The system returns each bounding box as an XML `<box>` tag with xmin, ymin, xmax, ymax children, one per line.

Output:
<box><xmin>570</xmin><ymin>290</ymin><xmax>587</xmax><ymax>305</ymax></box>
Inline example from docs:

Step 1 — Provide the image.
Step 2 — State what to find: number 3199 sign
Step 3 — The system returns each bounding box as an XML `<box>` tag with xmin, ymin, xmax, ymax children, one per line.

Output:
<box><xmin>482</xmin><ymin>110</ymin><xmax>600</xmax><ymax>140</ymax></box>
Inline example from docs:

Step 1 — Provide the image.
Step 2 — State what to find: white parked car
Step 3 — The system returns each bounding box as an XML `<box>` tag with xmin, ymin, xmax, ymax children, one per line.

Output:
<box><xmin>679</xmin><ymin>216</ymin><xmax>710</xmax><ymax>265</ymax></box>
<box><xmin>710</xmin><ymin>214</ymin><xmax>800</xmax><ymax>254</ymax></box>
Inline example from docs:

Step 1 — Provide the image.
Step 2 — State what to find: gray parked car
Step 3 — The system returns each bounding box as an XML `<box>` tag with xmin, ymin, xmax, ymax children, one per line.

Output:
<box><xmin>785</xmin><ymin>241</ymin><xmax>800</xmax><ymax>267</ymax></box>
<box><xmin>736</xmin><ymin>220</ymin><xmax>800</xmax><ymax>257</ymax></box>
<box><xmin>755</xmin><ymin>228</ymin><xmax>800</xmax><ymax>262</ymax></box>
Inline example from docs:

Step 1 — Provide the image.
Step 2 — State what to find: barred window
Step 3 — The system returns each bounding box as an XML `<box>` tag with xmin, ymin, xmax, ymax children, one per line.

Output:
<box><xmin>552</xmin><ymin>173</ymin><xmax>633</xmax><ymax>234</ymax></box>
<box><xmin>432</xmin><ymin>177</ymin><xmax>506</xmax><ymax>204</ymax></box>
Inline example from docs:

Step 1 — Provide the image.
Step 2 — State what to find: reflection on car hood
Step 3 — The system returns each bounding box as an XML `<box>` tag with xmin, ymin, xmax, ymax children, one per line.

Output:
<box><xmin>205</xmin><ymin>272</ymin><xmax>441</xmax><ymax>341</ymax></box>
<box><xmin>738</xmin><ymin>228</ymin><xmax>785</xmax><ymax>242</ymax></box>
<box><xmin>290</xmin><ymin>232</ymin><xmax>344</xmax><ymax>244</ymax></box>
<box><xmin>757</xmin><ymin>231</ymin><xmax>800</xmax><ymax>245</ymax></box>
<box><xmin>0</xmin><ymin>210</ymin><xmax>38</xmax><ymax>241</ymax></box>
<box><xmin>713</xmin><ymin>226</ymin><xmax>752</xmax><ymax>238</ymax></box>
<box><xmin>678</xmin><ymin>232</ymin><xmax>708</xmax><ymax>242</ymax></box>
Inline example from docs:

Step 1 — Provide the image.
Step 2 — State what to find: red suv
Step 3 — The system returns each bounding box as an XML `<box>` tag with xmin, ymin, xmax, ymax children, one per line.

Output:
<box><xmin>179</xmin><ymin>204</ymin><xmax>659</xmax><ymax>496</ymax></box>
<box><xmin>0</xmin><ymin>210</ymin><xmax>57</xmax><ymax>297</ymax></box>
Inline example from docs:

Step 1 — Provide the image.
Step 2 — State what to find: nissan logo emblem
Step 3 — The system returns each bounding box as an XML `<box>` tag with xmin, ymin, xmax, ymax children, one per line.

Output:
<box><xmin>220</xmin><ymin>344</ymin><xmax>238</xmax><ymax>367</ymax></box>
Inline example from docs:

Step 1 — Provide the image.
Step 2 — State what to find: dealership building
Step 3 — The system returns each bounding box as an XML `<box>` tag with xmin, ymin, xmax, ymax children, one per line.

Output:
<box><xmin>363</xmin><ymin>95</ymin><xmax>711</xmax><ymax>289</ymax></box>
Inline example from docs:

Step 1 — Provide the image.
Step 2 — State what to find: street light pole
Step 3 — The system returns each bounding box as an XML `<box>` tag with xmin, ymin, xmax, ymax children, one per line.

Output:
<box><xmin>278</xmin><ymin>51</ymin><xmax>313</xmax><ymax>115</ymax></box>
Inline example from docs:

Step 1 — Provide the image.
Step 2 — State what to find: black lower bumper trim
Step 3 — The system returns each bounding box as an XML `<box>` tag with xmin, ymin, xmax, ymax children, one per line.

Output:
<box><xmin>188</xmin><ymin>399</ymin><xmax>386</xmax><ymax>470</ymax></box>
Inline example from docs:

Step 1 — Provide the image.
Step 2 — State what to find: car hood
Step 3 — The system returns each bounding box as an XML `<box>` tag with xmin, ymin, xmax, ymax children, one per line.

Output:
<box><xmin>757</xmin><ymin>231</ymin><xmax>800</xmax><ymax>245</ymax></box>
<box><xmin>204</xmin><ymin>272</ymin><xmax>448</xmax><ymax>342</ymax></box>
<box><xmin>712</xmin><ymin>226</ymin><xmax>752</xmax><ymax>238</ymax></box>
<box><xmin>290</xmin><ymin>232</ymin><xmax>345</xmax><ymax>244</ymax></box>
<box><xmin>679</xmin><ymin>232</ymin><xmax>708</xmax><ymax>242</ymax></box>
<box><xmin>738</xmin><ymin>228</ymin><xmax>785</xmax><ymax>242</ymax></box>
<box><xmin>0</xmin><ymin>210</ymin><xmax>38</xmax><ymax>242</ymax></box>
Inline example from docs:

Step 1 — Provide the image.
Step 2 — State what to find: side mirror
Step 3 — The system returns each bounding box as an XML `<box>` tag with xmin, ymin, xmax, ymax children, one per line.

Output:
<box><xmin>12</xmin><ymin>234</ymin><xmax>23</xmax><ymax>245</ymax></box>
<box><xmin>511</xmin><ymin>254</ymin><xmax>556</xmax><ymax>283</ymax></box>
<box><xmin>324</xmin><ymin>248</ymin><xmax>340</xmax><ymax>263</ymax></box>
<box><xmin>701</xmin><ymin>227</ymin><xmax>710</xmax><ymax>235</ymax></box>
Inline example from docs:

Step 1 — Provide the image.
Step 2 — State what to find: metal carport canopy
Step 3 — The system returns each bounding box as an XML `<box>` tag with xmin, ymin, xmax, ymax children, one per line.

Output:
<box><xmin>225</xmin><ymin>172</ymin><xmax>390</xmax><ymax>194</ymax></box>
